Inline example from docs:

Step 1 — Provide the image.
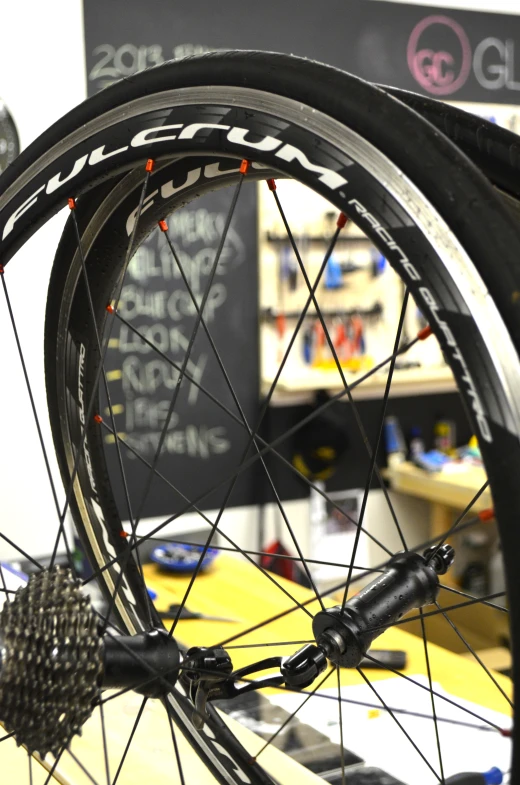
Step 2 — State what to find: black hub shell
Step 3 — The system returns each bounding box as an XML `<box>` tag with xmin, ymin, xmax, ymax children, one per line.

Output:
<box><xmin>312</xmin><ymin>552</ymin><xmax>440</xmax><ymax>667</ymax></box>
<box><xmin>103</xmin><ymin>628</ymin><xmax>180</xmax><ymax>698</ymax></box>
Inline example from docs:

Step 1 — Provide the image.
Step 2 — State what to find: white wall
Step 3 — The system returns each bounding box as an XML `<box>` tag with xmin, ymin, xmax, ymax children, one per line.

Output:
<box><xmin>0</xmin><ymin>0</ymin><xmax>85</xmax><ymax>560</ymax></box>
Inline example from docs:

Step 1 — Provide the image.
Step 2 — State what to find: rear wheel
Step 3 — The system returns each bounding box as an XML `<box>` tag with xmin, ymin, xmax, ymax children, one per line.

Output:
<box><xmin>0</xmin><ymin>52</ymin><xmax>518</xmax><ymax>783</ymax></box>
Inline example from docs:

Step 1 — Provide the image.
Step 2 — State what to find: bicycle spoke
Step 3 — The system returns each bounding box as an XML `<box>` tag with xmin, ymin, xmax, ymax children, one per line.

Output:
<box><xmin>224</xmin><ymin>640</ymin><xmax>314</xmax><ymax>650</ymax></box>
<box><xmin>0</xmin><ymin>565</ymin><xmax>9</xmax><ymax>605</ymax></box>
<box><xmin>28</xmin><ymin>753</ymin><xmax>33</xmax><ymax>785</ymax></box>
<box><xmin>166</xmin><ymin>708</ymin><xmax>186</xmax><ymax>785</ymax></box>
<box><xmin>439</xmin><ymin>583</ymin><xmax>507</xmax><ymax>613</ymax></box>
<box><xmin>160</xmin><ymin>220</ymin><xmax>323</xmax><ymax>608</ymax></box>
<box><xmin>341</xmin><ymin>289</ymin><xmax>411</xmax><ymax>611</ymax></box>
<box><xmin>357</xmin><ymin>667</ymin><xmax>441</xmax><ymax>781</ymax></box>
<box><xmin>435</xmin><ymin>600</ymin><xmax>512</xmax><ymax>707</ymax></box>
<box><xmin>337</xmin><ymin>666</ymin><xmax>346</xmax><ymax>785</ymax></box>
<box><xmin>254</xmin><ymin>667</ymin><xmax>334</xmax><ymax>759</ymax></box>
<box><xmin>111</xmin><ymin>696</ymin><xmax>147</xmax><ymax>785</ymax></box>
<box><xmin>0</xmin><ymin>533</ymin><xmax>44</xmax><ymax>571</ymax></box>
<box><xmin>99</xmin><ymin>703</ymin><xmax>111</xmax><ymax>785</ymax></box>
<box><xmin>43</xmin><ymin>747</ymin><xmax>66</xmax><ymax>785</ymax></box>
<box><xmin>419</xmin><ymin>609</ymin><xmax>445</xmax><ymax>783</ymax></box>
<box><xmin>425</xmin><ymin>482</ymin><xmax>490</xmax><ymax>566</ymax></box>
<box><xmin>66</xmin><ymin>748</ymin><xmax>102</xmax><ymax>785</ymax></box>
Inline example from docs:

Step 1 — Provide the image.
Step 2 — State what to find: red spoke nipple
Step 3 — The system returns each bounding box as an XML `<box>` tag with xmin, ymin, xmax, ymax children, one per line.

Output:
<box><xmin>145</xmin><ymin>159</ymin><xmax>155</xmax><ymax>173</ymax></box>
<box><xmin>106</xmin><ymin>303</ymin><xmax>115</xmax><ymax>314</ymax></box>
<box><xmin>68</xmin><ymin>198</ymin><xmax>76</xmax><ymax>210</ymax></box>
<box><xmin>267</xmin><ymin>178</ymin><xmax>276</xmax><ymax>191</ymax></box>
<box><xmin>240</xmin><ymin>159</ymin><xmax>251</xmax><ymax>175</ymax></box>
<box><xmin>119</xmin><ymin>530</ymin><xmax>128</xmax><ymax>539</ymax></box>
<box><xmin>93</xmin><ymin>414</ymin><xmax>103</xmax><ymax>424</ymax></box>
<box><xmin>478</xmin><ymin>508</ymin><xmax>495</xmax><ymax>522</ymax></box>
<box><xmin>418</xmin><ymin>325</ymin><xmax>432</xmax><ymax>341</ymax></box>
<box><xmin>158</xmin><ymin>219</ymin><xmax>168</xmax><ymax>232</ymax></box>
<box><xmin>337</xmin><ymin>212</ymin><xmax>348</xmax><ymax>229</ymax></box>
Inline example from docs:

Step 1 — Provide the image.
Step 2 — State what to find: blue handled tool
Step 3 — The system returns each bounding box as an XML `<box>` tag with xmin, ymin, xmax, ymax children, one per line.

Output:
<box><xmin>445</xmin><ymin>767</ymin><xmax>503</xmax><ymax>784</ymax></box>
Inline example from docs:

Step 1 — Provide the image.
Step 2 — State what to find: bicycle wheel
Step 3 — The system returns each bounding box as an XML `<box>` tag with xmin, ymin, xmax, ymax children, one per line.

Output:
<box><xmin>0</xmin><ymin>51</ymin><xmax>519</xmax><ymax>784</ymax></box>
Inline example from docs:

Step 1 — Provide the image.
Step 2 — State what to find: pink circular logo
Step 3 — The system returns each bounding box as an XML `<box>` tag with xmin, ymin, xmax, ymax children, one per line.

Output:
<box><xmin>407</xmin><ymin>15</ymin><xmax>472</xmax><ymax>96</ymax></box>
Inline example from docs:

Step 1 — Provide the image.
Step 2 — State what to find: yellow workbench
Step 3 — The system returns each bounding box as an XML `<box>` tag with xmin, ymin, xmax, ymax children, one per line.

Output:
<box><xmin>3</xmin><ymin>553</ymin><xmax>512</xmax><ymax>783</ymax></box>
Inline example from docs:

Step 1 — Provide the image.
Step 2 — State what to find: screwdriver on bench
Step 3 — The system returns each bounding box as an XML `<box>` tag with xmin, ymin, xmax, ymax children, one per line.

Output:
<box><xmin>158</xmin><ymin>603</ymin><xmax>239</xmax><ymax>622</ymax></box>
<box><xmin>445</xmin><ymin>767</ymin><xmax>503</xmax><ymax>784</ymax></box>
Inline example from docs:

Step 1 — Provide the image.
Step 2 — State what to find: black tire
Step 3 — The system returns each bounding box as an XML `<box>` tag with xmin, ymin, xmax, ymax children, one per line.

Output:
<box><xmin>382</xmin><ymin>85</ymin><xmax>520</xmax><ymax>203</ymax></box>
<box><xmin>0</xmin><ymin>51</ymin><xmax>519</xmax><ymax>783</ymax></box>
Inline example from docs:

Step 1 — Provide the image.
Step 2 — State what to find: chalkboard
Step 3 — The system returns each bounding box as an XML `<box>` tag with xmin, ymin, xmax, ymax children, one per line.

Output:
<box><xmin>102</xmin><ymin>182</ymin><xmax>260</xmax><ymax>519</ymax></box>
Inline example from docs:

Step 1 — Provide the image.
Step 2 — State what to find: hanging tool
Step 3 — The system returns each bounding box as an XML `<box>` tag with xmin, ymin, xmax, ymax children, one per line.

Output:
<box><xmin>281</xmin><ymin>242</ymin><xmax>298</xmax><ymax>290</ymax></box>
<box><xmin>324</xmin><ymin>254</ymin><xmax>343</xmax><ymax>289</ymax></box>
<box><xmin>303</xmin><ymin>325</ymin><xmax>314</xmax><ymax>364</ymax></box>
<box><xmin>261</xmin><ymin>302</ymin><xmax>383</xmax><ymax>322</ymax></box>
<box><xmin>313</xmin><ymin>319</ymin><xmax>326</xmax><ymax>365</ymax></box>
<box><xmin>359</xmin><ymin>650</ymin><xmax>406</xmax><ymax>669</ymax></box>
<box><xmin>340</xmin><ymin>252</ymin><xmax>386</xmax><ymax>278</ymax></box>
<box><xmin>334</xmin><ymin>320</ymin><xmax>348</xmax><ymax>362</ymax></box>
<box><xmin>349</xmin><ymin>314</ymin><xmax>365</xmax><ymax>356</ymax></box>
<box><xmin>276</xmin><ymin>247</ymin><xmax>287</xmax><ymax>362</ymax></box>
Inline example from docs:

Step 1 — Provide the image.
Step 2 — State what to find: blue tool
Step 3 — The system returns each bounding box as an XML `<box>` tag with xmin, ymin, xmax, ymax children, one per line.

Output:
<box><xmin>303</xmin><ymin>326</ymin><xmax>313</xmax><ymax>364</ymax></box>
<box><xmin>324</xmin><ymin>254</ymin><xmax>343</xmax><ymax>288</ymax></box>
<box><xmin>151</xmin><ymin>543</ymin><xmax>219</xmax><ymax>572</ymax></box>
<box><xmin>445</xmin><ymin>767</ymin><xmax>503</xmax><ymax>784</ymax></box>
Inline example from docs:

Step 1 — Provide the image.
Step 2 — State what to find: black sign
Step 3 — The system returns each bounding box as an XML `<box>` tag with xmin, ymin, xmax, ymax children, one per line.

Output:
<box><xmin>84</xmin><ymin>0</ymin><xmax>520</xmax><ymax>104</ymax></box>
<box><xmin>103</xmin><ymin>182</ymin><xmax>259</xmax><ymax>518</ymax></box>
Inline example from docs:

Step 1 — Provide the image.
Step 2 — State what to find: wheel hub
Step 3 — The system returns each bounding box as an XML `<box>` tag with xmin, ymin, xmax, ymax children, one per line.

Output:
<box><xmin>312</xmin><ymin>545</ymin><xmax>455</xmax><ymax>667</ymax></box>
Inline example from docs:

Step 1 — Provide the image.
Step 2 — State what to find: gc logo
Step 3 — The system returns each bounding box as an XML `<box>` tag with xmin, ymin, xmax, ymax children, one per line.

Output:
<box><xmin>407</xmin><ymin>15</ymin><xmax>472</xmax><ymax>95</ymax></box>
